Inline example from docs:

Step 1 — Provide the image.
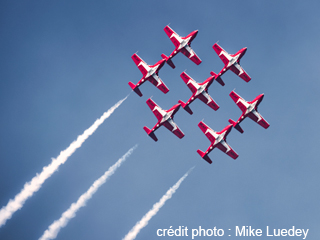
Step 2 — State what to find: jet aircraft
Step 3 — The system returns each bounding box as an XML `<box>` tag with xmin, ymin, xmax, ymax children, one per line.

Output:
<box><xmin>178</xmin><ymin>71</ymin><xmax>219</xmax><ymax>115</ymax></box>
<box><xmin>197</xmin><ymin>121</ymin><xmax>238</xmax><ymax>164</ymax></box>
<box><xmin>128</xmin><ymin>53</ymin><xmax>169</xmax><ymax>97</ymax></box>
<box><xmin>161</xmin><ymin>25</ymin><xmax>202</xmax><ymax>69</ymax></box>
<box><xmin>228</xmin><ymin>90</ymin><xmax>270</xmax><ymax>133</ymax></box>
<box><xmin>143</xmin><ymin>98</ymin><xmax>184</xmax><ymax>142</ymax></box>
<box><xmin>211</xmin><ymin>43</ymin><xmax>251</xmax><ymax>86</ymax></box>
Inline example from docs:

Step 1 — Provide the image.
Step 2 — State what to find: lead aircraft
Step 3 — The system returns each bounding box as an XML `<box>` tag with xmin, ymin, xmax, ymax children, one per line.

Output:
<box><xmin>210</xmin><ymin>43</ymin><xmax>251</xmax><ymax>86</ymax></box>
<box><xmin>143</xmin><ymin>98</ymin><xmax>184</xmax><ymax>142</ymax></box>
<box><xmin>161</xmin><ymin>25</ymin><xmax>202</xmax><ymax>69</ymax></box>
<box><xmin>197</xmin><ymin>121</ymin><xmax>238</xmax><ymax>164</ymax></box>
<box><xmin>128</xmin><ymin>53</ymin><xmax>169</xmax><ymax>97</ymax></box>
<box><xmin>178</xmin><ymin>71</ymin><xmax>219</xmax><ymax>115</ymax></box>
<box><xmin>228</xmin><ymin>90</ymin><xmax>270</xmax><ymax>133</ymax></box>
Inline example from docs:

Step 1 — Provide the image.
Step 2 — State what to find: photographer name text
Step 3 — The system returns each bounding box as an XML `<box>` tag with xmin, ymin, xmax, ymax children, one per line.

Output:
<box><xmin>156</xmin><ymin>226</ymin><xmax>309</xmax><ymax>239</ymax></box>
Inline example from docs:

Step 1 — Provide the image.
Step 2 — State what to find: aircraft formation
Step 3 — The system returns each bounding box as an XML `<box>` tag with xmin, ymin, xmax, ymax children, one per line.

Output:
<box><xmin>129</xmin><ymin>25</ymin><xmax>270</xmax><ymax>164</ymax></box>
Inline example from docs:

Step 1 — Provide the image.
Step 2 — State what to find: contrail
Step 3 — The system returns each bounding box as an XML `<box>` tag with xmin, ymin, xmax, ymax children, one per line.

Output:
<box><xmin>123</xmin><ymin>167</ymin><xmax>194</xmax><ymax>240</ymax></box>
<box><xmin>39</xmin><ymin>145</ymin><xmax>137</xmax><ymax>240</ymax></box>
<box><xmin>0</xmin><ymin>96</ymin><xmax>128</xmax><ymax>228</ymax></box>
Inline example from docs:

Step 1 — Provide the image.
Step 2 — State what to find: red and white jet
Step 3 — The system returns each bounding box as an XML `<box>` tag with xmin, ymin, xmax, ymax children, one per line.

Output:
<box><xmin>210</xmin><ymin>43</ymin><xmax>251</xmax><ymax>86</ymax></box>
<box><xmin>197</xmin><ymin>121</ymin><xmax>238</xmax><ymax>164</ymax></box>
<box><xmin>128</xmin><ymin>53</ymin><xmax>169</xmax><ymax>97</ymax></box>
<box><xmin>161</xmin><ymin>25</ymin><xmax>202</xmax><ymax>69</ymax></box>
<box><xmin>143</xmin><ymin>98</ymin><xmax>184</xmax><ymax>142</ymax></box>
<box><xmin>178</xmin><ymin>71</ymin><xmax>219</xmax><ymax>115</ymax></box>
<box><xmin>228</xmin><ymin>90</ymin><xmax>270</xmax><ymax>133</ymax></box>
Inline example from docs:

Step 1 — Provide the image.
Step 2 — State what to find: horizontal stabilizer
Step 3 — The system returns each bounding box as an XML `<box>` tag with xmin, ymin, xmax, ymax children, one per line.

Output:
<box><xmin>160</xmin><ymin>53</ymin><xmax>167</xmax><ymax>60</ymax></box>
<box><xmin>178</xmin><ymin>100</ymin><xmax>193</xmax><ymax>115</ymax></box>
<box><xmin>197</xmin><ymin>149</ymin><xmax>212</xmax><ymax>164</ymax></box>
<box><xmin>143</xmin><ymin>126</ymin><xmax>158</xmax><ymax>142</ymax></box>
<box><xmin>166</xmin><ymin>58</ymin><xmax>175</xmax><ymax>69</ymax></box>
<box><xmin>210</xmin><ymin>71</ymin><xmax>225</xmax><ymax>86</ymax></box>
<box><xmin>128</xmin><ymin>82</ymin><xmax>142</xmax><ymax>97</ymax></box>
<box><xmin>228</xmin><ymin>119</ymin><xmax>244</xmax><ymax>133</ymax></box>
<box><xmin>161</xmin><ymin>53</ymin><xmax>175</xmax><ymax>69</ymax></box>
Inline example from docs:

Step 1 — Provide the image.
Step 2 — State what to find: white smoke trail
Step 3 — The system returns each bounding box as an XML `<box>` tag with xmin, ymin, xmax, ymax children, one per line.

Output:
<box><xmin>0</xmin><ymin>96</ymin><xmax>128</xmax><ymax>228</ymax></box>
<box><xmin>39</xmin><ymin>145</ymin><xmax>137</xmax><ymax>240</ymax></box>
<box><xmin>123</xmin><ymin>167</ymin><xmax>194</xmax><ymax>240</ymax></box>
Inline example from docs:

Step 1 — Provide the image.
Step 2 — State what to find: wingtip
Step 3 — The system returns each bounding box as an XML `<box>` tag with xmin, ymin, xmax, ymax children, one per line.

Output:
<box><xmin>198</xmin><ymin>120</ymin><xmax>205</xmax><ymax>127</ymax></box>
<box><xmin>213</xmin><ymin>41</ymin><xmax>219</xmax><ymax>47</ymax></box>
<box><xmin>146</xmin><ymin>97</ymin><xmax>153</xmax><ymax>103</ymax></box>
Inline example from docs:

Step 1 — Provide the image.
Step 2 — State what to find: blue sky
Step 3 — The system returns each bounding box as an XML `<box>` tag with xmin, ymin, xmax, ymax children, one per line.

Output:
<box><xmin>1</xmin><ymin>1</ymin><xmax>320</xmax><ymax>239</ymax></box>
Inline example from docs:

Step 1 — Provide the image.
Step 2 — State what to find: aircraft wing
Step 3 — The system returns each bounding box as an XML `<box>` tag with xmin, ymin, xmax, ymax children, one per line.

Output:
<box><xmin>248</xmin><ymin>111</ymin><xmax>270</xmax><ymax>129</ymax></box>
<box><xmin>198</xmin><ymin>121</ymin><xmax>216</xmax><ymax>144</ymax></box>
<box><xmin>212</xmin><ymin>43</ymin><xmax>230</xmax><ymax>65</ymax></box>
<box><xmin>163</xmin><ymin>119</ymin><xmax>185</xmax><ymax>139</ymax></box>
<box><xmin>197</xmin><ymin>92</ymin><xmax>219</xmax><ymax>111</ymax></box>
<box><xmin>180</xmin><ymin>46</ymin><xmax>202</xmax><ymax>65</ymax></box>
<box><xmin>216</xmin><ymin>141</ymin><xmax>238</xmax><ymax>159</ymax></box>
<box><xmin>180</xmin><ymin>72</ymin><xmax>198</xmax><ymax>93</ymax></box>
<box><xmin>217</xmin><ymin>123</ymin><xmax>233</xmax><ymax>136</ymax></box>
<box><xmin>132</xmin><ymin>53</ymin><xmax>148</xmax><ymax>76</ymax></box>
<box><xmin>229</xmin><ymin>91</ymin><xmax>247</xmax><ymax>113</ymax></box>
<box><xmin>230</xmin><ymin>64</ymin><xmax>251</xmax><ymax>82</ymax></box>
<box><xmin>164</xmin><ymin>25</ymin><xmax>180</xmax><ymax>48</ymax></box>
<box><xmin>147</xmin><ymin>75</ymin><xmax>169</xmax><ymax>94</ymax></box>
<box><xmin>249</xmin><ymin>93</ymin><xmax>264</xmax><ymax>106</ymax></box>
<box><xmin>146</xmin><ymin>98</ymin><xmax>163</xmax><ymax>122</ymax></box>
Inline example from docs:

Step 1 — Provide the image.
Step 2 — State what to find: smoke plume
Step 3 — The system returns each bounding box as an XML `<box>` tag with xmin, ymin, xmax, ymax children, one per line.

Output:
<box><xmin>0</xmin><ymin>96</ymin><xmax>127</xmax><ymax>227</ymax></box>
<box><xmin>123</xmin><ymin>167</ymin><xmax>194</xmax><ymax>240</ymax></box>
<box><xmin>39</xmin><ymin>145</ymin><xmax>137</xmax><ymax>240</ymax></box>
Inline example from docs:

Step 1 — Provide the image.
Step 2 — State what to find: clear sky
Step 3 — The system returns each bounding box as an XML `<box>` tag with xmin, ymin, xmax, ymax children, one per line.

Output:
<box><xmin>1</xmin><ymin>1</ymin><xmax>320</xmax><ymax>239</ymax></box>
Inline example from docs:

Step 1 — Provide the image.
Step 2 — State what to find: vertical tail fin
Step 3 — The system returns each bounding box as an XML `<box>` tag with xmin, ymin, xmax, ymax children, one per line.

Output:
<box><xmin>128</xmin><ymin>82</ymin><xmax>143</xmax><ymax>97</ymax></box>
<box><xmin>197</xmin><ymin>150</ymin><xmax>212</xmax><ymax>164</ymax></box>
<box><xmin>161</xmin><ymin>54</ymin><xmax>175</xmax><ymax>69</ymax></box>
<box><xmin>210</xmin><ymin>71</ymin><xmax>225</xmax><ymax>86</ymax></box>
<box><xmin>143</xmin><ymin>126</ymin><xmax>158</xmax><ymax>141</ymax></box>
<box><xmin>228</xmin><ymin>119</ymin><xmax>244</xmax><ymax>133</ymax></box>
